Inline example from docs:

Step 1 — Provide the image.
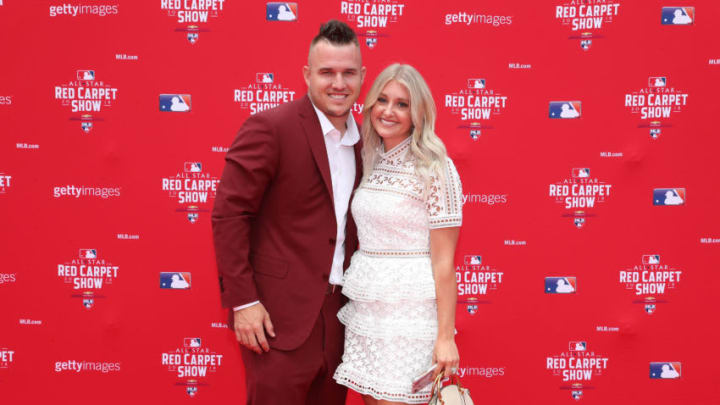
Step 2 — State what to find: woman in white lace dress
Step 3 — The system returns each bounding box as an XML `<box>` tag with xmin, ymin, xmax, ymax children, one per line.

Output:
<box><xmin>333</xmin><ymin>64</ymin><xmax>463</xmax><ymax>404</ymax></box>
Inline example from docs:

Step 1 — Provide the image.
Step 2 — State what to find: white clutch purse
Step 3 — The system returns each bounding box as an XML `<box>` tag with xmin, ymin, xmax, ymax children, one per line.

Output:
<box><xmin>427</xmin><ymin>374</ymin><xmax>474</xmax><ymax>405</ymax></box>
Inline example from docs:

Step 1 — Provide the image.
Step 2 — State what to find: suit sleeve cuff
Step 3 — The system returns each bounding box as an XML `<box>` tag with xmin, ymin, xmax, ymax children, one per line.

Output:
<box><xmin>233</xmin><ymin>301</ymin><xmax>260</xmax><ymax>311</ymax></box>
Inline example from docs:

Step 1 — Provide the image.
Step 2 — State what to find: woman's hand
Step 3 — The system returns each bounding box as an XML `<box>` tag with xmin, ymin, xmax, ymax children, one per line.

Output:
<box><xmin>432</xmin><ymin>337</ymin><xmax>459</xmax><ymax>378</ymax></box>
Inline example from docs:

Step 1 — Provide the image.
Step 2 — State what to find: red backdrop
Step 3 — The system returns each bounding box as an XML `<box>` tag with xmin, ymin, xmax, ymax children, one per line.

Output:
<box><xmin>1</xmin><ymin>1</ymin><xmax>719</xmax><ymax>404</ymax></box>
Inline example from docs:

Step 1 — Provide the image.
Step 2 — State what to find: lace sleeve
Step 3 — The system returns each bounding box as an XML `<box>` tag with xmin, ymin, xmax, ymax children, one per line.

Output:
<box><xmin>426</xmin><ymin>157</ymin><xmax>463</xmax><ymax>229</ymax></box>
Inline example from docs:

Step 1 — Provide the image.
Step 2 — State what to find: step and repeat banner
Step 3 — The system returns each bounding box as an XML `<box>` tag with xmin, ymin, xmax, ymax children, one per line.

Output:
<box><xmin>1</xmin><ymin>1</ymin><xmax>719</xmax><ymax>404</ymax></box>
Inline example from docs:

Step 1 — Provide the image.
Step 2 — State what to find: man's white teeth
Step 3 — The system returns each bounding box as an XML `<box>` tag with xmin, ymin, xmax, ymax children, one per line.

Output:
<box><xmin>329</xmin><ymin>94</ymin><xmax>347</xmax><ymax>99</ymax></box>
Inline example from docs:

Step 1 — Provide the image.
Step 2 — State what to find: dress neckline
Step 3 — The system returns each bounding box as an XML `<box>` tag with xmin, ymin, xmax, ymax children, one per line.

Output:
<box><xmin>379</xmin><ymin>136</ymin><xmax>412</xmax><ymax>160</ymax></box>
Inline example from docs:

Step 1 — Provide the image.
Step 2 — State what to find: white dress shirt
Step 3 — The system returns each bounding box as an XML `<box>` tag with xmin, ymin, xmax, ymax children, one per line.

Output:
<box><xmin>233</xmin><ymin>105</ymin><xmax>359</xmax><ymax>311</ymax></box>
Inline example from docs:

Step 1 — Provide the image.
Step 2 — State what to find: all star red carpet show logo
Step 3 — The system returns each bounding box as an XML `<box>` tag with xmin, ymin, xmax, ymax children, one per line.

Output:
<box><xmin>548</xmin><ymin>168</ymin><xmax>612</xmax><ymax>227</ymax></box>
<box><xmin>618</xmin><ymin>254</ymin><xmax>683</xmax><ymax>314</ymax></box>
<box><xmin>56</xmin><ymin>248</ymin><xmax>119</xmax><ymax>308</ymax></box>
<box><xmin>54</xmin><ymin>70</ymin><xmax>118</xmax><ymax>132</ymax></box>
<box><xmin>161</xmin><ymin>337</ymin><xmax>224</xmax><ymax>396</ymax></box>
<box><xmin>340</xmin><ymin>0</ymin><xmax>406</xmax><ymax>48</ymax></box>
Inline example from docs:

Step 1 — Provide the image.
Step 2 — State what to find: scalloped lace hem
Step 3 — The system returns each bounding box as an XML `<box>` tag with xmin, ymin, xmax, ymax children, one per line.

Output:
<box><xmin>334</xmin><ymin>369</ymin><xmax>431</xmax><ymax>404</ymax></box>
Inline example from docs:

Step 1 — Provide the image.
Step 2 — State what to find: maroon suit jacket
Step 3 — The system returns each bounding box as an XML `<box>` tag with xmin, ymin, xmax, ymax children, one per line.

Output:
<box><xmin>212</xmin><ymin>95</ymin><xmax>361</xmax><ymax>350</ymax></box>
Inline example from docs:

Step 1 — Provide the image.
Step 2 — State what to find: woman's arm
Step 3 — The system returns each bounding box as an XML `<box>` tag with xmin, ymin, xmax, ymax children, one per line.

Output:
<box><xmin>430</xmin><ymin>226</ymin><xmax>461</xmax><ymax>378</ymax></box>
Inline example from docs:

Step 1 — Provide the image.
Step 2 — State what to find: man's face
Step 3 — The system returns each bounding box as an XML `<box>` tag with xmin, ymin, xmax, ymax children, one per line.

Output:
<box><xmin>304</xmin><ymin>41</ymin><xmax>365</xmax><ymax>127</ymax></box>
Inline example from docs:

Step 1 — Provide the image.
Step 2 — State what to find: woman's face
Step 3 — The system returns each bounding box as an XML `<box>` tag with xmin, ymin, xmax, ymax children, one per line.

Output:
<box><xmin>371</xmin><ymin>79</ymin><xmax>413</xmax><ymax>147</ymax></box>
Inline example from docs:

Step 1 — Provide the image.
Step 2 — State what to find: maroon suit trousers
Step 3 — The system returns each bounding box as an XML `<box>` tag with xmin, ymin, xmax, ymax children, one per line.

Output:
<box><xmin>240</xmin><ymin>288</ymin><xmax>346</xmax><ymax>405</ymax></box>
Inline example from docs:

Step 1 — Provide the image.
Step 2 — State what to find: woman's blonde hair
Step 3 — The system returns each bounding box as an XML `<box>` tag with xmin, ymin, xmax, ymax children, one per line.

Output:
<box><xmin>361</xmin><ymin>64</ymin><xmax>448</xmax><ymax>190</ymax></box>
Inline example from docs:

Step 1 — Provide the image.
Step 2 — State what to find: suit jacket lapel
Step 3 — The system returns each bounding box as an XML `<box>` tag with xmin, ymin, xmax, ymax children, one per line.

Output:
<box><xmin>299</xmin><ymin>95</ymin><xmax>334</xmax><ymax>207</ymax></box>
<box><xmin>353</xmin><ymin>139</ymin><xmax>363</xmax><ymax>190</ymax></box>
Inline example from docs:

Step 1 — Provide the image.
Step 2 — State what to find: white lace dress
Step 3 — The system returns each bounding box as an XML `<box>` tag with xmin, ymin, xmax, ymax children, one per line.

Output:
<box><xmin>333</xmin><ymin>137</ymin><xmax>463</xmax><ymax>403</ymax></box>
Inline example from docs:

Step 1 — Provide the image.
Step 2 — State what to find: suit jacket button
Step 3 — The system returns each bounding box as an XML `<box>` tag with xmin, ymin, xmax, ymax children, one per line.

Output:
<box><xmin>322</xmin><ymin>274</ymin><xmax>329</xmax><ymax>281</ymax></box>
<box><xmin>329</xmin><ymin>238</ymin><xmax>336</xmax><ymax>245</ymax></box>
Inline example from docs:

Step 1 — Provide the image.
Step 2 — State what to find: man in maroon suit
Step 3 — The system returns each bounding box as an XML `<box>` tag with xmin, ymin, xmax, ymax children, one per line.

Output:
<box><xmin>212</xmin><ymin>20</ymin><xmax>365</xmax><ymax>405</ymax></box>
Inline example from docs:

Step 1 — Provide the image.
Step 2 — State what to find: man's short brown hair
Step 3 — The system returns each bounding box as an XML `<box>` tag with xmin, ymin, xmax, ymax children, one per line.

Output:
<box><xmin>310</xmin><ymin>19</ymin><xmax>359</xmax><ymax>48</ymax></box>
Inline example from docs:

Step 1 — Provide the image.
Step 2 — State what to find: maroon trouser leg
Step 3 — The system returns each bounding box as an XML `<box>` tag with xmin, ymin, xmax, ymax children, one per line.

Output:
<box><xmin>240</xmin><ymin>288</ymin><xmax>346</xmax><ymax>405</ymax></box>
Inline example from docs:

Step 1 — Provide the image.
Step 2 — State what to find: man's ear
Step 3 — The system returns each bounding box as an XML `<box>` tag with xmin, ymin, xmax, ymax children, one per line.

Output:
<box><xmin>303</xmin><ymin>65</ymin><xmax>311</xmax><ymax>87</ymax></box>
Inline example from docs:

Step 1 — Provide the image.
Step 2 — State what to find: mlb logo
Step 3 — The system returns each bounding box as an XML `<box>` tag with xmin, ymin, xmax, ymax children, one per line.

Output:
<box><xmin>365</xmin><ymin>31</ymin><xmax>379</xmax><ymax>48</ymax></box>
<box><xmin>77</xmin><ymin>70</ymin><xmax>95</xmax><ymax>81</ymax></box>
<box><xmin>661</xmin><ymin>7</ymin><xmax>694</xmax><ymax>25</ymax></box>
<box><xmin>184</xmin><ymin>162</ymin><xmax>203</xmax><ymax>173</ymax></box>
<box><xmin>650</xmin><ymin>127</ymin><xmax>661</xmax><ymax>139</ymax></box>
<box><xmin>571</xmin><ymin>168</ymin><xmax>591</xmax><ymax>178</ymax></box>
<box><xmin>574</xmin><ymin>217</ymin><xmax>585</xmax><ymax>228</ymax></box>
<box><xmin>571</xmin><ymin>390</ymin><xmax>583</xmax><ymax>401</ymax></box>
<box><xmin>650</xmin><ymin>362</ymin><xmax>681</xmax><ymax>379</ymax></box>
<box><xmin>186</xmin><ymin>205</ymin><xmax>200</xmax><ymax>223</ymax></box>
<box><xmin>187</xmin><ymin>32</ymin><xmax>199</xmax><ymax>44</ymax></box>
<box><xmin>468</xmin><ymin>79</ymin><xmax>486</xmax><ymax>89</ymax></box>
<box><xmin>184</xmin><ymin>337</ymin><xmax>202</xmax><ymax>348</ymax></box>
<box><xmin>81</xmin><ymin>292</ymin><xmax>95</xmax><ymax>309</ymax></box>
<box><xmin>549</xmin><ymin>101</ymin><xmax>581</xmax><ymax>119</ymax></box>
<box><xmin>545</xmin><ymin>277</ymin><xmax>576</xmax><ymax>294</ymax></box>
<box><xmin>469</xmin><ymin>129</ymin><xmax>481</xmax><ymax>140</ymax></box>
<box><xmin>653</xmin><ymin>188</ymin><xmax>686</xmax><ymax>206</ymax></box>
<box><xmin>464</xmin><ymin>255</ymin><xmax>482</xmax><ymax>265</ymax></box>
<box><xmin>159</xmin><ymin>94</ymin><xmax>192</xmax><ymax>112</ymax></box>
<box><xmin>462</xmin><ymin>297</ymin><xmax>480</xmax><ymax>315</ymax></box>
<box><xmin>642</xmin><ymin>255</ymin><xmax>661</xmax><ymax>265</ymax></box>
<box><xmin>187</xmin><ymin>386</ymin><xmax>198</xmax><ymax>397</ymax></box>
<box><xmin>649</xmin><ymin>76</ymin><xmax>667</xmax><ymax>87</ymax></box>
<box><xmin>569</xmin><ymin>341</ymin><xmax>587</xmax><ymax>352</ymax></box>
<box><xmin>79</xmin><ymin>249</ymin><xmax>97</xmax><ymax>259</ymax></box>
<box><xmin>266</xmin><ymin>2</ymin><xmax>297</xmax><ymax>21</ymax></box>
<box><xmin>82</xmin><ymin>297</ymin><xmax>94</xmax><ymax>309</ymax></box>
<box><xmin>160</xmin><ymin>272</ymin><xmax>192</xmax><ymax>289</ymax></box>
<box><xmin>81</xmin><ymin>121</ymin><xmax>93</xmax><ymax>133</ymax></box>
<box><xmin>645</xmin><ymin>303</ymin><xmax>656</xmax><ymax>314</ymax></box>
<box><xmin>256</xmin><ymin>73</ymin><xmax>274</xmax><ymax>83</ymax></box>
<box><xmin>580</xmin><ymin>39</ymin><xmax>592</xmax><ymax>51</ymax></box>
